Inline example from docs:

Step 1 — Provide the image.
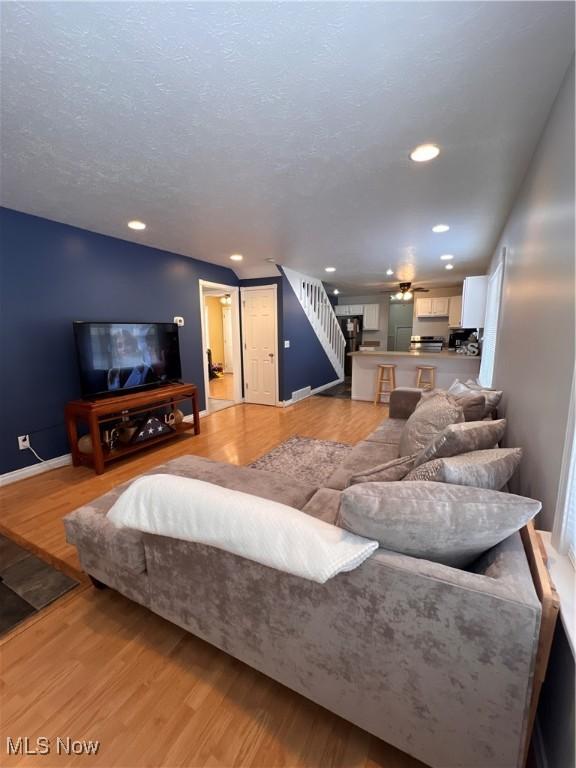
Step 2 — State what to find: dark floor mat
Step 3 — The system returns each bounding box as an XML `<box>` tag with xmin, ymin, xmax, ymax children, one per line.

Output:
<box><xmin>316</xmin><ymin>378</ymin><xmax>352</xmax><ymax>399</ymax></box>
<box><xmin>0</xmin><ymin>534</ymin><xmax>79</xmax><ymax>635</ymax></box>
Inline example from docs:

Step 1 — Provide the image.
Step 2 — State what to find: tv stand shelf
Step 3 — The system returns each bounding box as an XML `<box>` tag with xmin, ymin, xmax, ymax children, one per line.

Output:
<box><xmin>65</xmin><ymin>383</ymin><xmax>200</xmax><ymax>474</ymax></box>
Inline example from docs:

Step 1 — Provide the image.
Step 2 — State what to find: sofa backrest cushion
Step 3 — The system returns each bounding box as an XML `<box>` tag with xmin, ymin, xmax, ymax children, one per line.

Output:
<box><xmin>413</xmin><ymin>418</ymin><xmax>507</xmax><ymax>467</ymax></box>
<box><xmin>404</xmin><ymin>447</ymin><xmax>522</xmax><ymax>490</ymax></box>
<box><xmin>421</xmin><ymin>388</ymin><xmax>486</xmax><ymax>421</ymax></box>
<box><xmin>348</xmin><ymin>454</ymin><xmax>417</xmax><ymax>485</ymax></box>
<box><xmin>339</xmin><ymin>481</ymin><xmax>540</xmax><ymax>567</ymax></box>
<box><xmin>399</xmin><ymin>392</ymin><xmax>464</xmax><ymax>457</ymax></box>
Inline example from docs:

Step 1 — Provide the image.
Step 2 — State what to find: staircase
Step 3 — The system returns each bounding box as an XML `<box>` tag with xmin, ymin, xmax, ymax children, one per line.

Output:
<box><xmin>282</xmin><ymin>267</ymin><xmax>346</xmax><ymax>381</ymax></box>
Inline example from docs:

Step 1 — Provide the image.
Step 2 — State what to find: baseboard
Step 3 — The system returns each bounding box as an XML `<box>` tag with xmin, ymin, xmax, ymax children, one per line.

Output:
<box><xmin>532</xmin><ymin>716</ymin><xmax>549</xmax><ymax>768</ymax></box>
<box><xmin>0</xmin><ymin>453</ymin><xmax>72</xmax><ymax>487</ymax></box>
<box><xmin>183</xmin><ymin>410</ymin><xmax>209</xmax><ymax>422</ymax></box>
<box><xmin>281</xmin><ymin>378</ymin><xmax>343</xmax><ymax>407</ymax></box>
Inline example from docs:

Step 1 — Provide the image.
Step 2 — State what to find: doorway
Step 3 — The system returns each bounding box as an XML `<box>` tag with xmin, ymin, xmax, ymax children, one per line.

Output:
<box><xmin>199</xmin><ymin>281</ymin><xmax>242</xmax><ymax>413</ymax></box>
<box><xmin>240</xmin><ymin>285</ymin><xmax>278</xmax><ymax>406</ymax></box>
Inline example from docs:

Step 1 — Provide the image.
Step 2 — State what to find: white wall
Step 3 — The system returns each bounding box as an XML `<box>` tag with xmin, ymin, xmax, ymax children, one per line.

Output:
<box><xmin>487</xmin><ymin>58</ymin><xmax>574</xmax><ymax>768</ymax></box>
<box><xmin>339</xmin><ymin>294</ymin><xmax>391</xmax><ymax>348</ymax></box>
<box><xmin>490</xmin><ymin>59</ymin><xmax>574</xmax><ymax>533</ymax></box>
<box><xmin>412</xmin><ymin>285</ymin><xmax>462</xmax><ymax>339</ymax></box>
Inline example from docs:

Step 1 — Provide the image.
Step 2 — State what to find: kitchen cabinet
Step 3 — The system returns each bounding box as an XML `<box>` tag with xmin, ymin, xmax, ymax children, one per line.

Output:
<box><xmin>415</xmin><ymin>297</ymin><xmax>450</xmax><ymax>318</ymax></box>
<box><xmin>449</xmin><ymin>295</ymin><xmax>463</xmax><ymax>327</ymax></box>
<box><xmin>362</xmin><ymin>303</ymin><xmax>380</xmax><ymax>330</ymax></box>
<box><xmin>335</xmin><ymin>304</ymin><xmax>365</xmax><ymax>317</ymax></box>
<box><xmin>461</xmin><ymin>276</ymin><xmax>488</xmax><ymax>328</ymax></box>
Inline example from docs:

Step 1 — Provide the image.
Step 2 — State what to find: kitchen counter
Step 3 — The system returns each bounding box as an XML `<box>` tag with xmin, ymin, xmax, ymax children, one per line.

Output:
<box><xmin>350</xmin><ymin>349</ymin><xmax>481</xmax><ymax>402</ymax></box>
<box><xmin>350</xmin><ymin>350</ymin><xmax>480</xmax><ymax>359</ymax></box>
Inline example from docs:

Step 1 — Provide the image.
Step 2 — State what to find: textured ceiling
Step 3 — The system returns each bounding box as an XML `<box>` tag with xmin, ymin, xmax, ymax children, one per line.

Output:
<box><xmin>1</xmin><ymin>2</ymin><xmax>574</xmax><ymax>293</ymax></box>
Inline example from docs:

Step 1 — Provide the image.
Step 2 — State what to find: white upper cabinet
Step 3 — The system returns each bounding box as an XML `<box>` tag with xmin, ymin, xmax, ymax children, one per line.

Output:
<box><xmin>449</xmin><ymin>295</ymin><xmax>463</xmax><ymax>327</ymax></box>
<box><xmin>461</xmin><ymin>276</ymin><xmax>488</xmax><ymax>328</ymax></box>
<box><xmin>348</xmin><ymin>304</ymin><xmax>364</xmax><ymax>315</ymax></box>
<box><xmin>415</xmin><ymin>297</ymin><xmax>450</xmax><ymax>317</ymax></box>
<box><xmin>335</xmin><ymin>305</ymin><xmax>349</xmax><ymax>316</ymax></box>
<box><xmin>362</xmin><ymin>303</ymin><xmax>380</xmax><ymax>330</ymax></box>
<box><xmin>415</xmin><ymin>297</ymin><xmax>433</xmax><ymax>317</ymax></box>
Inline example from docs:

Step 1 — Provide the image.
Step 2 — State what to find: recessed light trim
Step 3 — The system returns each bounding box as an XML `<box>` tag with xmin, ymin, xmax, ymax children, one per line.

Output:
<box><xmin>230</xmin><ymin>254</ymin><xmax>243</xmax><ymax>261</ymax></box>
<box><xmin>432</xmin><ymin>224</ymin><xmax>450</xmax><ymax>233</ymax></box>
<box><xmin>445</xmin><ymin>263</ymin><xmax>454</xmax><ymax>270</ymax></box>
<box><xmin>128</xmin><ymin>220</ymin><xmax>146</xmax><ymax>231</ymax></box>
<box><xmin>440</xmin><ymin>254</ymin><xmax>454</xmax><ymax>261</ymax></box>
<box><xmin>410</xmin><ymin>144</ymin><xmax>440</xmax><ymax>163</ymax></box>
<box><xmin>333</xmin><ymin>289</ymin><xmax>340</xmax><ymax>295</ymax></box>
<box><xmin>325</xmin><ymin>267</ymin><xmax>336</xmax><ymax>273</ymax></box>
<box><xmin>386</xmin><ymin>268</ymin><xmax>394</xmax><ymax>276</ymax></box>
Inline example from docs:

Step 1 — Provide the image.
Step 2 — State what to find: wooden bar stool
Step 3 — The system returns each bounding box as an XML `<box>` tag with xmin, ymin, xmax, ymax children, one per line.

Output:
<box><xmin>374</xmin><ymin>364</ymin><xmax>396</xmax><ymax>404</ymax></box>
<box><xmin>416</xmin><ymin>365</ymin><xmax>436</xmax><ymax>391</ymax></box>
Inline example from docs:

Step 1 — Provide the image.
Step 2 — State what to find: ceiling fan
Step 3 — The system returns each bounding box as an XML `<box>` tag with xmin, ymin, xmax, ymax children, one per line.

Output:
<box><xmin>392</xmin><ymin>282</ymin><xmax>429</xmax><ymax>301</ymax></box>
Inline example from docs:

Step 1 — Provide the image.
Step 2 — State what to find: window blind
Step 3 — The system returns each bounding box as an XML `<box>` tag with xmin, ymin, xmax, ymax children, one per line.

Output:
<box><xmin>479</xmin><ymin>259</ymin><xmax>504</xmax><ymax>388</ymax></box>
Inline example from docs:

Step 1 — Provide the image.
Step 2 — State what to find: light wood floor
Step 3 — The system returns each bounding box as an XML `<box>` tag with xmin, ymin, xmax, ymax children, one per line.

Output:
<box><xmin>209</xmin><ymin>373</ymin><xmax>236</xmax><ymax>401</ymax></box>
<box><xmin>0</xmin><ymin>398</ymin><xmax>425</xmax><ymax>768</ymax></box>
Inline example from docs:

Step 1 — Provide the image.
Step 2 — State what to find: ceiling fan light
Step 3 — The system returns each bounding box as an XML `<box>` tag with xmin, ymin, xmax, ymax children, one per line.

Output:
<box><xmin>395</xmin><ymin>291</ymin><xmax>404</xmax><ymax>300</ymax></box>
<box><xmin>403</xmin><ymin>291</ymin><xmax>413</xmax><ymax>300</ymax></box>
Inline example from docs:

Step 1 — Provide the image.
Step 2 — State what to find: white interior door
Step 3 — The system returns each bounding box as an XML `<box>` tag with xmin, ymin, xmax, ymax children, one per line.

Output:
<box><xmin>222</xmin><ymin>306</ymin><xmax>233</xmax><ymax>373</ymax></box>
<box><xmin>241</xmin><ymin>287</ymin><xmax>277</xmax><ymax>406</ymax></box>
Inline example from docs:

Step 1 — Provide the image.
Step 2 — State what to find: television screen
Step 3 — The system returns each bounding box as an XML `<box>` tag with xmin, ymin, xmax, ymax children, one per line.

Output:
<box><xmin>73</xmin><ymin>322</ymin><xmax>182</xmax><ymax>398</ymax></box>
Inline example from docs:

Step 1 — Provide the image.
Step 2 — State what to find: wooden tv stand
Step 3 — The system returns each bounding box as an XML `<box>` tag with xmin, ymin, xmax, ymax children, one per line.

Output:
<box><xmin>65</xmin><ymin>383</ymin><xmax>200</xmax><ymax>474</ymax></box>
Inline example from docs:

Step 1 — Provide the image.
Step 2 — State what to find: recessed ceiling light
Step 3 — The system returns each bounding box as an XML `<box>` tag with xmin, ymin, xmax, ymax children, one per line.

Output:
<box><xmin>386</xmin><ymin>269</ymin><xmax>394</xmax><ymax>276</ymax></box>
<box><xmin>265</xmin><ymin>258</ymin><xmax>276</xmax><ymax>263</ymax></box>
<box><xmin>333</xmin><ymin>289</ymin><xmax>340</xmax><ymax>295</ymax></box>
<box><xmin>440</xmin><ymin>254</ymin><xmax>454</xmax><ymax>261</ymax></box>
<box><xmin>445</xmin><ymin>263</ymin><xmax>454</xmax><ymax>270</ymax></box>
<box><xmin>230</xmin><ymin>254</ymin><xmax>243</xmax><ymax>261</ymax></box>
<box><xmin>410</xmin><ymin>144</ymin><xmax>440</xmax><ymax>163</ymax></box>
<box><xmin>128</xmin><ymin>220</ymin><xmax>146</xmax><ymax>231</ymax></box>
<box><xmin>432</xmin><ymin>224</ymin><xmax>450</xmax><ymax>233</ymax></box>
<box><xmin>325</xmin><ymin>267</ymin><xmax>336</xmax><ymax>273</ymax></box>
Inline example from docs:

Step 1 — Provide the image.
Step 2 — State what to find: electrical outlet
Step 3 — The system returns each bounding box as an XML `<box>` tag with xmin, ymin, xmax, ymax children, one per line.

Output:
<box><xmin>18</xmin><ymin>434</ymin><xmax>30</xmax><ymax>450</ymax></box>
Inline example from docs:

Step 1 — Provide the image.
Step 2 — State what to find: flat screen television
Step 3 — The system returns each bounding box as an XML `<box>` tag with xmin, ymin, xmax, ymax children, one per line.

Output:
<box><xmin>73</xmin><ymin>322</ymin><xmax>182</xmax><ymax>398</ymax></box>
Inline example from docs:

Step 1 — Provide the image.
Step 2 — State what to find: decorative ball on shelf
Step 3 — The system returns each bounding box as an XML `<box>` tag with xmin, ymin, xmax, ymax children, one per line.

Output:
<box><xmin>77</xmin><ymin>435</ymin><xmax>93</xmax><ymax>454</ymax></box>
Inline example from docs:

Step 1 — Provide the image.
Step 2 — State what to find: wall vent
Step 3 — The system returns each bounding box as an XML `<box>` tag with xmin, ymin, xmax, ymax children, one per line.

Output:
<box><xmin>291</xmin><ymin>386</ymin><xmax>312</xmax><ymax>402</ymax></box>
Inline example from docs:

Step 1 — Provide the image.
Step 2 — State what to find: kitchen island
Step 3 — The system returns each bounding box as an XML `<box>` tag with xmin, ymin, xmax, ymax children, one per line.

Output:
<box><xmin>350</xmin><ymin>350</ymin><xmax>481</xmax><ymax>402</ymax></box>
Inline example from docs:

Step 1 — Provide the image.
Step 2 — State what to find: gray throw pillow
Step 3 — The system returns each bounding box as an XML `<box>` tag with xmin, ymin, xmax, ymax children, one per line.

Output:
<box><xmin>464</xmin><ymin>379</ymin><xmax>503</xmax><ymax>414</ymax></box>
<box><xmin>339</xmin><ymin>481</ymin><xmax>541</xmax><ymax>567</ymax></box>
<box><xmin>399</xmin><ymin>392</ymin><xmax>464</xmax><ymax>457</ymax></box>
<box><xmin>349</xmin><ymin>454</ymin><xmax>417</xmax><ymax>486</ymax></box>
<box><xmin>420</xmin><ymin>388</ymin><xmax>486</xmax><ymax>422</ymax></box>
<box><xmin>404</xmin><ymin>447</ymin><xmax>522</xmax><ymax>490</ymax></box>
<box><xmin>413</xmin><ymin>419</ymin><xmax>507</xmax><ymax>467</ymax></box>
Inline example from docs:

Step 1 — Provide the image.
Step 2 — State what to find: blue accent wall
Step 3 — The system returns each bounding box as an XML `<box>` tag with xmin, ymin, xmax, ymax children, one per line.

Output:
<box><xmin>279</xmin><ymin>269</ymin><xmax>338</xmax><ymax>400</ymax></box>
<box><xmin>0</xmin><ymin>207</ymin><xmax>238</xmax><ymax>473</ymax></box>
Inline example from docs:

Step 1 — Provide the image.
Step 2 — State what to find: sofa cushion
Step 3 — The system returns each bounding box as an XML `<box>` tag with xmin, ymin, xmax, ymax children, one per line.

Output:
<box><xmin>153</xmin><ymin>455</ymin><xmax>318</xmax><ymax>509</ymax></box>
<box><xmin>404</xmin><ymin>448</ymin><xmax>522</xmax><ymax>490</ymax></box>
<box><xmin>349</xmin><ymin>454</ymin><xmax>417</xmax><ymax>485</ymax></box>
<box><xmin>301</xmin><ymin>488</ymin><xmax>342</xmax><ymax>524</ymax></box>
<box><xmin>363</xmin><ymin>418</ymin><xmax>406</xmax><ymax>446</ymax></box>
<box><xmin>399</xmin><ymin>392</ymin><xmax>464</xmax><ymax>457</ymax></box>
<box><xmin>413</xmin><ymin>419</ymin><xmax>507</xmax><ymax>467</ymax></box>
<box><xmin>339</xmin><ymin>481</ymin><xmax>541</xmax><ymax>567</ymax></box>
<box><xmin>324</xmin><ymin>441</ymin><xmax>399</xmax><ymax>490</ymax></box>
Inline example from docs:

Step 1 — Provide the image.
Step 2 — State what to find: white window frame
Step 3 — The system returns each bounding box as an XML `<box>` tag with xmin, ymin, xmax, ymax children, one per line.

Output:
<box><xmin>552</xmin><ymin>364</ymin><xmax>576</xmax><ymax>566</ymax></box>
<box><xmin>479</xmin><ymin>249</ymin><xmax>506</xmax><ymax>388</ymax></box>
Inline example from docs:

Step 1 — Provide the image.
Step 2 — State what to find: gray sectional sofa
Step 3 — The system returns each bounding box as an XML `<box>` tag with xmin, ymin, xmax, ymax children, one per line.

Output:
<box><xmin>64</xmin><ymin>388</ymin><xmax>541</xmax><ymax>768</ymax></box>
